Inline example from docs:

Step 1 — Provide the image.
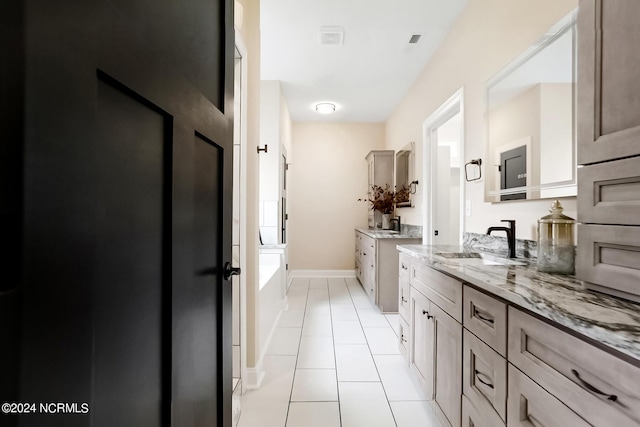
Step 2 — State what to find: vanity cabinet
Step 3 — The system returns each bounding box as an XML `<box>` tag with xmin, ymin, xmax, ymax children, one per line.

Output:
<box><xmin>399</xmin><ymin>248</ymin><xmax>640</xmax><ymax>427</ymax></box>
<box><xmin>408</xmin><ymin>259</ymin><xmax>462</xmax><ymax>427</ymax></box>
<box><xmin>354</xmin><ymin>230</ymin><xmax>420</xmax><ymax>312</ymax></box>
<box><xmin>576</xmin><ymin>0</ymin><xmax>640</xmax><ymax>301</ymax></box>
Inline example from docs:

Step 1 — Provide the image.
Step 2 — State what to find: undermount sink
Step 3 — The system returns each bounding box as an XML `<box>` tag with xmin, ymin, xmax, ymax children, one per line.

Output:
<box><xmin>435</xmin><ymin>252</ymin><xmax>526</xmax><ymax>266</ymax></box>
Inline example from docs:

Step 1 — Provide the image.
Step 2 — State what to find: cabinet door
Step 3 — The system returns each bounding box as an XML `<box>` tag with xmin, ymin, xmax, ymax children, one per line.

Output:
<box><xmin>578</xmin><ymin>0</ymin><xmax>640</xmax><ymax>164</ymax></box>
<box><xmin>410</xmin><ymin>287</ymin><xmax>434</xmax><ymax>399</ymax></box>
<box><xmin>432</xmin><ymin>303</ymin><xmax>463</xmax><ymax>427</ymax></box>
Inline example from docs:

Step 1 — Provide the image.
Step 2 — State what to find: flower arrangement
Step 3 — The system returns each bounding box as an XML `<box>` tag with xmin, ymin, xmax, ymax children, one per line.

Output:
<box><xmin>359</xmin><ymin>184</ymin><xmax>411</xmax><ymax>214</ymax></box>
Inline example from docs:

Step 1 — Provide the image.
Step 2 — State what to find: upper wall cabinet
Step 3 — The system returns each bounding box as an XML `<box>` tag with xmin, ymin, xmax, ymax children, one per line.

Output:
<box><xmin>577</xmin><ymin>0</ymin><xmax>640</xmax><ymax>164</ymax></box>
<box><xmin>485</xmin><ymin>11</ymin><xmax>577</xmax><ymax>202</ymax></box>
<box><xmin>366</xmin><ymin>150</ymin><xmax>394</xmax><ymax>228</ymax></box>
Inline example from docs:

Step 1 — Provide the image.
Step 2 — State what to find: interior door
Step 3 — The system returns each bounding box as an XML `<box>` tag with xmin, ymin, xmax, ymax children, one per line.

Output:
<box><xmin>500</xmin><ymin>145</ymin><xmax>527</xmax><ymax>201</ymax></box>
<box><xmin>1</xmin><ymin>0</ymin><xmax>235</xmax><ymax>426</ymax></box>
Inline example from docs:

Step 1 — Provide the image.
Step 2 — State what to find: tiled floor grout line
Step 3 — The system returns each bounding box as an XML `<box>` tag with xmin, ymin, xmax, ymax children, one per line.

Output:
<box><xmin>345</xmin><ymin>278</ymin><xmax>399</xmax><ymax>427</ymax></box>
<box><xmin>327</xmin><ymin>277</ymin><xmax>343</xmax><ymax>427</ymax></box>
<box><xmin>284</xmin><ymin>277</ymin><xmax>311</xmax><ymax>427</ymax></box>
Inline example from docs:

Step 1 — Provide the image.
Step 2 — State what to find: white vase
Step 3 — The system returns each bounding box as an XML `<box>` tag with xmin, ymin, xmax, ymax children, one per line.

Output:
<box><xmin>374</xmin><ymin>210</ymin><xmax>382</xmax><ymax>228</ymax></box>
<box><xmin>382</xmin><ymin>214</ymin><xmax>391</xmax><ymax>230</ymax></box>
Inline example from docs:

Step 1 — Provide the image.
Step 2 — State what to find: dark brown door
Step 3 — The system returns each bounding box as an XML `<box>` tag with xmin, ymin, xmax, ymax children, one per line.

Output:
<box><xmin>0</xmin><ymin>0</ymin><xmax>235</xmax><ymax>426</ymax></box>
<box><xmin>500</xmin><ymin>145</ymin><xmax>527</xmax><ymax>201</ymax></box>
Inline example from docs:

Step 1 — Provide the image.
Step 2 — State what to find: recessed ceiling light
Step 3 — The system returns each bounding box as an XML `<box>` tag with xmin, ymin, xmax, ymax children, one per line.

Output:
<box><xmin>315</xmin><ymin>103</ymin><xmax>336</xmax><ymax>114</ymax></box>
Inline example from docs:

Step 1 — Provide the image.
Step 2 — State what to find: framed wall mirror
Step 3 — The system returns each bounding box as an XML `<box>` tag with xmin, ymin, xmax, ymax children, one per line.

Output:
<box><xmin>395</xmin><ymin>141</ymin><xmax>415</xmax><ymax>207</ymax></box>
<box><xmin>485</xmin><ymin>10</ymin><xmax>577</xmax><ymax>202</ymax></box>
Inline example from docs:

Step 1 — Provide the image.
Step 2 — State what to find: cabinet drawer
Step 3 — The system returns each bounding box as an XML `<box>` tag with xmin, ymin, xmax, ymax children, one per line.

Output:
<box><xmin>398</xmin><ymin>277</ymin><xmax>410</xmax><ymax>322</ymax></box>
<box><xmin>576</xmin><ymin>223</ymin><xmax>640</xmax><ymax>302</ymax></box>
<box><xmin>463</xmin><ymin>329</ymin><xmax>506</xmax><ymax>422</ymax></box>
<box><xmin>361</xmin><ymin>235</ymin><xmax>375</xmax><ymax>252</ymax></box>
<box><xmin>410</xmin><ymin>261</ymin><xmax>462</xmax><ymax>322</ymax></box>
<box><xmin>463</xmin><ymin>286</ymin><xmax>507</xmax><ymax>356</ymax></box>
<box><xmin>578</xmin><ymin>156</ymin><xmax>640</xmax><ymax>225</ymax></box>
<box><xmin>398</xmin><ymin>315</ymin><xmax>410</xmax><ymax>363</ymax></box>
<box><xmin>508</xmin><ymin>307</ymin><xmax>640</xmax><ymax>426</ymax></box>
<box><xmin>399</xmin><ymin>253</ymin><xmax>411</xmax><ymax>279</ymax></box>
<box><xmin>507</xmin><ymin>364</ymin><xmax>590</xmax><ymax>427</ymax></box>
<box><xmin>461</xmin><ymin>394</ymin><xmax>504</xmax><ymax>427</ymax></box>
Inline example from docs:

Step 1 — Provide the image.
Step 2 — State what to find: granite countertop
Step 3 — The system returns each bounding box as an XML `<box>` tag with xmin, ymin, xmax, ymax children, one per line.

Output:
<box><xmin>356</xmin><ymin>227</ymin><xmax>422</xmax><ymax>239</ymax></box>
<box><xmin>396</xmin><ymin>244</ymin><xmax>640</xmax><ymax>364</ymax></box>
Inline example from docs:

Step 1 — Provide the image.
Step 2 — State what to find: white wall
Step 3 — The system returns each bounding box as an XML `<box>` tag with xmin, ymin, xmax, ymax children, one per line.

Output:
<box><xmin>236</xmin><ymin>0</ymin><xmax>261</xmax><ymax>370</ymax></box>
<box><xmin>289</xmin><ymin>122</ymin><xmax>385</xmax><ymax>270</ymax></box>
<box><xmin>386</xmin><ymin>0</ymin><xmax>578</xmax><ymax>240</ymax></box>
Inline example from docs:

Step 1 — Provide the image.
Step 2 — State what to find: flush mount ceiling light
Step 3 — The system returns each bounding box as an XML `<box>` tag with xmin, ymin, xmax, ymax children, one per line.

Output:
<box><xmin>315</xmin><ymin>103</ymin><xmax>336</xmax><ymax>114</ymax></box>
<box><xmin>318</xmin><ymin>26</ymin><xmax>344</xmax><ymax>46</ymax></box>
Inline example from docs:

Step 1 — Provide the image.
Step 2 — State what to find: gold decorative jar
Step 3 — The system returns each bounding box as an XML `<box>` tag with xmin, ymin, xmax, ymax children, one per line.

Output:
<box><xmin>537</xmin><ymin>200</ymin><xmax>575</xmax><ymax>274</ymax></box>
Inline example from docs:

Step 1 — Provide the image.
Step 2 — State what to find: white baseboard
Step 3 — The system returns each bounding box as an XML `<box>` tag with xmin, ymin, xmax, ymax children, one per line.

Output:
<box><xmin>288</xmin><ymin>269</ymin><xmax>356</xmax><ymax>287</ymax></box>
<box><xmin>289</xmin><ymin>269</ymin><xmax>356</xmax><ymax>278</ymax></box>
<box><xmin>243</xmin><ymin>363</ymin><xmax>265</xmax><ymax>390</ymax></box>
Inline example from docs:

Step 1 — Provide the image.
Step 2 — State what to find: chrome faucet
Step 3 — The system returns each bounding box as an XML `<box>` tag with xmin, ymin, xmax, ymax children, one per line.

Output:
<box><xmin>487</xmin><ymin>220</ymin><xmax>516</xmax><ymax>258</ymax></box>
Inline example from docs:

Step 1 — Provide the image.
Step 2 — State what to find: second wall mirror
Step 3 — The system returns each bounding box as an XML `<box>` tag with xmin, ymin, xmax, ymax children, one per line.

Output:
<box><xmin>396</xmin><ymin>141</ymin><xmax>415</xmax><ymax>207</ymax></box>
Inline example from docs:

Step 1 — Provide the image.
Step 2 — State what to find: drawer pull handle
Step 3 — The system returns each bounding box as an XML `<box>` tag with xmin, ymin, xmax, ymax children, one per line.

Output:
<box><xmin>401</xmin><ymin>263</ymin><xmax>408</xmax><ymax>270</ymax></box>
<box><xmin>474</xmin><ymin>370</ymin><xmax>494</xmax><ymax>389</ymax></box>
<box><xmin>571</xmin><ymin>369</ymin><xmax>618</xmax><ymax>402</ymax></box>
<box><xmin>402</xmin><ymin>297</ymin><xmax>407</xmax><ymax>303</ymax></box>
<box><xmin>474</xmin><ymin>308</ymin><xmax>495</xmax><ymax>324</ymax></box>
<box><xmin>401</xmin><ymin>334</ymin><xmax>407</xmax><ymax>343</ymax></box>
<box><xmin>422</xmin><ymin>310</ymin><xmax>433</xmax><ymax>319</ymax></box>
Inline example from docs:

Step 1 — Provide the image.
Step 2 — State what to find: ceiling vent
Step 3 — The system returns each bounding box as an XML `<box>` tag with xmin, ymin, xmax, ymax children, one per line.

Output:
<box><xmin>319</xmin><ymin>26</ymin><xmax>344</xmax><ymax>46</ymax></box>
<box><xmin>408</xmin><ymin>33</ymin><xmax>422</xmax><ymax>44</ymax></box>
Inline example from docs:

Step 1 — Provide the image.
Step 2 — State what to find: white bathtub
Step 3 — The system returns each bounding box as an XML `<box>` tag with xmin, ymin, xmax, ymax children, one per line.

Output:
<box><xmin>258</xmin><ymin>245</ymin><xmax>288</xmax><ymax>357</ymax></box>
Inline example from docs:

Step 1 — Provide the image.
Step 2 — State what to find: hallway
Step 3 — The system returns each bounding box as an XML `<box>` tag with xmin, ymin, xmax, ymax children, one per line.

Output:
<box><xmin>238</xmin><ymin>276</ymin><xmax>442</xmax><ymax>427</ymax></box>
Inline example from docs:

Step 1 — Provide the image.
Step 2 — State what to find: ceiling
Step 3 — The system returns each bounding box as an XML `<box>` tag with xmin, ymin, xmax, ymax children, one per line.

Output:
<box><xmin>260</xmin><ymin>0</ymin><xmax>469</xmax><ymax>123</ymax></box>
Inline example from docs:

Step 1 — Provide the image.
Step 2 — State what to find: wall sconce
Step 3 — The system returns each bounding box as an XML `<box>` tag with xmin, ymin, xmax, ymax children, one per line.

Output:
<box><xmin>315</xmin><ymin>103</ymin><xmax>336</xmax><ymax>114</ymax></box>
<box><xmin>465</xmin><ymin>159</ymin><xmax>482</xmax><ymax>181</ymax></box>
<box><xmin>257</xmin><ymin>144</ymin><xmax>268</xmax><ymax>154</ymax></box>
<box><xmin>410</xmin><ymin>180</ymin><xmax>419</xmax><ymax>194</ymax></box>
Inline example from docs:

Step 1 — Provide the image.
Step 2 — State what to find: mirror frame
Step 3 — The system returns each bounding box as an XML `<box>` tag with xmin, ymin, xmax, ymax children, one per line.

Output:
<box><xmin>395</xmin><ymin>141</ymin><xmax>415</xmax><ymax>208</ymax></box>
<box><xmin>484</xmin><ymin>9</ymin><xmax>578</xmax><ymax>202</ymax></box>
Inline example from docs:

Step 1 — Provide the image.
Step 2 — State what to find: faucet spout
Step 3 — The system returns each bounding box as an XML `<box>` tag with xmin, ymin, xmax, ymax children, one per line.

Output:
<box><xmin>486</xmin><ymin>220</ymin><xmax>516</xmax><ymax>258</ymax></box>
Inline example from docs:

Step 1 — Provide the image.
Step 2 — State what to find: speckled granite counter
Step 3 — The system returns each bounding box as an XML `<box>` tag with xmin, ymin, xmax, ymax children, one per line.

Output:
<box><xmin>396</xmin><ymin>244</ymin><xmax>640</xmax><ymax>364</ymax></box>
<box><xmin>356</xmin><ymin>226</ymin><xmax>422</xmax><ymax>239</ymax></box>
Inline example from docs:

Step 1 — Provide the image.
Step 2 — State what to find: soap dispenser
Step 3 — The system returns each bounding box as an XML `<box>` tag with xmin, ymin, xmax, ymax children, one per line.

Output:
<box><xmin>537</xmin><ymin>200</ymin><xmax>575</xmax><ymax>274</ymax></box>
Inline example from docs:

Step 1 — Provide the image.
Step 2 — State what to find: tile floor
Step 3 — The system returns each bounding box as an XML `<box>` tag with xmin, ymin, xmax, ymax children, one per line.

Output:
<box><xmin>238</xmin><ymin>276</ymin><xmax>442</xmax><ymax>427</ymax></box>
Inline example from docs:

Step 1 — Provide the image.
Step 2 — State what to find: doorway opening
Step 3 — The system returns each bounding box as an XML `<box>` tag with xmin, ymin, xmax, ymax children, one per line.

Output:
<box><xmin>422</xmin><ymin>88</ymin><xmax>465</xmax><ymax>246</ymax></box>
